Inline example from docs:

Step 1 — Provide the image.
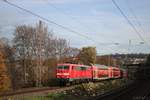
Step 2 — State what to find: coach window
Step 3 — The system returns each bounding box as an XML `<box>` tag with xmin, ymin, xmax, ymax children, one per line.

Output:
<box><xmin>81</xmin><ymin>66</ymin><xmax>87</xmax><ymax>70</ymax></box>
<box><xmin>64</xmin><ymin>66</ymin><xmax>69</xmax><ymax>69</ymax></box>
<box><xmin>75</xmin><ymin>66</ymin><xmax>82</xmax><ymax>70</ymax></box>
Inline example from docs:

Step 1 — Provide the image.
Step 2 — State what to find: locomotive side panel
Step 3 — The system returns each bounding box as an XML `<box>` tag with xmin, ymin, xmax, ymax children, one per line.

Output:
<box><xmin>70</xmin><ymin>65</ymin><xmax>92</xmax><ymax>80</ymax></box>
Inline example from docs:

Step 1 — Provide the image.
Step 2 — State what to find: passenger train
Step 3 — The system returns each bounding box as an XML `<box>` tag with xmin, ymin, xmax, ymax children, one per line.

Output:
<box><xmin>56</xmin><ymin>63</ymin><xmax>127</xmax><ymax>85</ymax></box>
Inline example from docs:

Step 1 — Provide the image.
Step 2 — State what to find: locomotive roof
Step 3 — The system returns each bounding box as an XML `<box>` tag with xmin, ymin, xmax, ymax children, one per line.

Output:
<box><xmin>93</xmin><ymin>64</ymin><xmax>108</xmax><ymax>68</ymax></box>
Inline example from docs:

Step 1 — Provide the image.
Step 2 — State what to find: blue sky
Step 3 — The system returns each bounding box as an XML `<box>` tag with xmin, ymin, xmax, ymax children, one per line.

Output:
<box><xmin>0</xmin><ymin>0</ymin><xmax>150</xmax><ymax>55</ymax></box>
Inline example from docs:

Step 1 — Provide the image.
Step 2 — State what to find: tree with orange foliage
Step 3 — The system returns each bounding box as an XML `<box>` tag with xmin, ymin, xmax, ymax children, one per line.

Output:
<box><xmin>78</xmin><ymin>47</ymin><xmax>96</xmax><ymax>65</ymax></box>
<box><xmin>0</xmin><ymin>42</ymin><xmax>11</xmax><ymax>92</ymax></box>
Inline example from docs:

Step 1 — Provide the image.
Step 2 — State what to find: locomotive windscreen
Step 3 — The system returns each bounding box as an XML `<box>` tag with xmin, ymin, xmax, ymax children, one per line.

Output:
<box><xmin>57</xmin><ymin>66</ymin><xmax>69</xmax><ymax>70</ymax></box>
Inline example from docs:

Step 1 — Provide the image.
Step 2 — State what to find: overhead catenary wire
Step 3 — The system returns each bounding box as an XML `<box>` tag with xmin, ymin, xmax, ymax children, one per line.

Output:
<box><xmin>3</xmin><ymin>0</ymin><xmax>120</xmax><ymax>47</ymax></box>
<box><xmin>111</xmin><ymin>0</ymin><xmax>150</xmax><ymax>49</ymax></box>
<box><xmin>47</xmin><ymin>1</ymin><xmax>93</xmax><ymax>33</ymax></box>
<box><xmin>125</xmin><ymin>0</ymin><xmax>148</xmax><ymax>41</ymax></box>
<box><xmin>3</xmin><ymin>0</ymin><xmax>123</xmax><ymax>55</ymax></box>
<box><xmin>7</xmin><ymin>0</ymin><xmax>146</xmax><ymax>55</ymax></box>
<box><xmin>3</xmin><ymin>0</ymin><xmax>98</xmax><ymax>44</ymax></box>
<box><xmin>47</xmin><ymin>2</ymin><xmax>120</xmax><ymax>47</ymax></box>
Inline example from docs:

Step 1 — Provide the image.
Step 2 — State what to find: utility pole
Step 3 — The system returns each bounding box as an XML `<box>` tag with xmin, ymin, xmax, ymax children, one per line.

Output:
<box><xmin>125</xmin><ymin>40</ymin><xmax>131</xmax><ymax>79</ymax></box>
<box><xmin>38</xmin><ymin>21</ymin><xmax>42</xmax><ymax>87</ymax></box>
<box><xmin>128</xmin><ymin>40</ymin><xmax>131</xmax><ymax>54</ymax></box>
<box><xmin>108</xmin><ymin>55</ymin><xmax>111</xmax><ymax>66</ymax></box>
<box><xmin>36</xmin><ymin>21</ymin><xmax>43</xmax><ymax>87</ymax></box>
<box><xmin>125</xmin><ymin>40</ymin><xmax>131</xmax><ymax>64</ymax></box>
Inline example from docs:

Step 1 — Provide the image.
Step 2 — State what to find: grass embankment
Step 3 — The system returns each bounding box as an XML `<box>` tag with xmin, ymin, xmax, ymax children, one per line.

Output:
<box><xmin>2</xmin><ymin>79</ymin><xmax>130</xmax><ymax>100</ymax></box>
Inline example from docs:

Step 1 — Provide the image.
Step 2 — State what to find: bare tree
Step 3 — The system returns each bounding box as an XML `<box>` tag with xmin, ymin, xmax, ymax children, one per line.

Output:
<box><xmin>12</xmin><ymin>20</ymin><xmax>70</xmax><ymax>87</ymax></box>
<box><xmin>55</xmin><ymin>38</ymin><xmax>69</xmax><ymax>60</ymax></box>
<box><xmin>13</xmin><ymin>25</ymin><xmax>36</xmax><ymax>87</ymax></box>
<box><xmin>45</xmin><ymin>32</ymin><xmax>57</xmax><ymax>58</ymax></box>
<box><xmin>34</xmin><ymin>21</ymin><xmax>48</xmax><ymax>87</ymax></box>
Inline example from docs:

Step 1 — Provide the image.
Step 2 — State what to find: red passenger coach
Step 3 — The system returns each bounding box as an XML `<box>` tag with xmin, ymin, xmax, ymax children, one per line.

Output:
<box><xmin>120</xmin><ymin>68</ymin><xmax>128</xmax><ymax>78</ymax></box>
<box><xmin>56</xmin><ymin>63</ymin><xmax>92</xmax><ymax>85</ymax></box>
<box><xmin>92</xmin><ymin>64</ymin><xmax>110</xmax><ymax>80</ymax></box>
<box><xmin>109</xmin><ymin>67</ymin><xmax>121</xmax><ymax>78</ymax></box>
<box><xmin>91</xmin><ymin>64</ymin><xmax>122</xmax><ymax>80</ymax></box>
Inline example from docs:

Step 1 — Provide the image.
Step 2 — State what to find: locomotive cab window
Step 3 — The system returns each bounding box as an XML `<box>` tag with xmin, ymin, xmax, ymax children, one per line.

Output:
<box><xmin>57</xmin><ymin>66</ymin><xmax>69</xmax><ymax>70</ymax></box>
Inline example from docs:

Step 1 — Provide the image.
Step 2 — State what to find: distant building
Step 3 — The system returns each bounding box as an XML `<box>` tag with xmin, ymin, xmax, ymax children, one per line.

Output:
<box><xmin>132</xmin><ymin>58</ymin><xmax>146</xmax><ymax>64</ymax></box>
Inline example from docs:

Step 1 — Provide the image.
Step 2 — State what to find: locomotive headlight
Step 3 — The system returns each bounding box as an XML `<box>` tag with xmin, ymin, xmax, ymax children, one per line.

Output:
<box><xmin>57</xmin><ymin>73</ymin><xmax>69</xmax><ymax>75</ymax></box>
<box><xmin>63</xmin><ymin>73</ymin><xmax>69</xmax><ymax>75</ymax></box>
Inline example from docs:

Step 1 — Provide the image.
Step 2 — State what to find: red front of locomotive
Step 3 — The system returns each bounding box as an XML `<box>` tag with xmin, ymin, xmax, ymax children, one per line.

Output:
<box><xmin>56</xmin><ymin>64</ymin><xmax>71</xmax><ymax>79</ymax></box>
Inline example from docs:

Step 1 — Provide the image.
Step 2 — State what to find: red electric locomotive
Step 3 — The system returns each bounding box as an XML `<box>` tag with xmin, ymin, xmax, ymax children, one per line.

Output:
<box><xmin>56</xmin><ymin>63</ymin><xmax>92</xmax><ymax>85</ymax></box>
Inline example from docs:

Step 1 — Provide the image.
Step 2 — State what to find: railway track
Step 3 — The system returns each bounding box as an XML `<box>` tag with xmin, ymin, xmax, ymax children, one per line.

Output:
<box><xmin>143</xmin><ymin>87</ymin><xmax>150</xmax><ymax>100</ymax></box>
<box><xmin>2</xmin><ymin>80</ymin><xmax>149</xmax><ymax>100</ymax></box>
<box><xmin>92</xmin><ymin>80</ymin><xmax>150</xmax><ymax>100</ymax></box>
<box><xmin>0</xmin><ymin>79</ymin><xmax>119</xmax><ymax>98</ymax></box>
<box><xmin>89</xmin><ymin>81</ymin><xmax>136</xmax><ymax>100</ymax></box>
<box><xmin>0</xmin><ymin>86</ymin><xmax>74</xmax><ymax>98</ymax></box>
